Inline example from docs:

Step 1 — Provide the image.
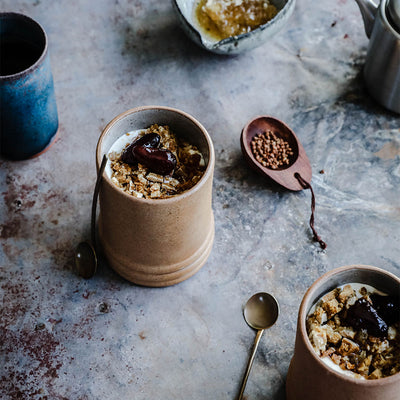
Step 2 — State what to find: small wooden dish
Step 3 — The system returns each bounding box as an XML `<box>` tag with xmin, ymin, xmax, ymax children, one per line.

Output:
<box><xmin>240</xmin><ymin>116</ymin><xmax>311</xmax><ymax>191</ymax></box>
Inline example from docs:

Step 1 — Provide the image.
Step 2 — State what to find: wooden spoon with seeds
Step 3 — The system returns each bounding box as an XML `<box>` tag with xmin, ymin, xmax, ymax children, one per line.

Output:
<box><xmin>240</xmin><ymin>116</ymin><xmax>311</xmax><ymax>191</ymax></box>
<box><xmin>240</xmin><ymin>115</ymin><xmax>326</xmax><ymax>249</ymax></box>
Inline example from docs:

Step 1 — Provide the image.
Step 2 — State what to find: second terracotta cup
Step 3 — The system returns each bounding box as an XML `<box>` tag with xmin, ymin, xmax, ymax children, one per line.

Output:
<box><xmin>286</xmin><ymin>264</ymin><xmax>400</xmax><ymax>400</ymax></box>
<box><xmin>96</xmin><ymin>106</ymin><xmax>215</xmax><ymax>287</ymax></box>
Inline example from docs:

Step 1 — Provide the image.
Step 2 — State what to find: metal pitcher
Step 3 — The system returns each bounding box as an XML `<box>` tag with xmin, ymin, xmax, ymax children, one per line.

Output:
<box><xmin>355</xmin><ymin>0</ymin><xmax>400</xmax><ymax>113</ymax></box>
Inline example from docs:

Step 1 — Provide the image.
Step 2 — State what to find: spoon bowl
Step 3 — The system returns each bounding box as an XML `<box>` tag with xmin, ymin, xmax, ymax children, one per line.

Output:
<box><xmin>238</xmin><ymin>292</ymin><xmax>279</xmax><ymax>400</ymax></box>
<box><xmin>244</xmin><ymin>292</ymin><xmax>280</xmax><ymax>330</ymax></box>
<box><xmin>241</xmin><ymin>116</ymin><xmax>311</xmax><ymax>191</ymax></box>
<box><xmin>75</xmin><ymin>241</ymin><xmax>97</xmax><ymax>279</ymax></box>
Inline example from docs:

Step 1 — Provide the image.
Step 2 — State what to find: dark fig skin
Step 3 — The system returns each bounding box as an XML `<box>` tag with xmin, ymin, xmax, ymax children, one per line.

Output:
<box><xmin>370</xmin><ymin>294</ymin><xmax>400</xmax><ymax>326</ymax></box>
<box><xmin>344</xmin><ymin>298</ymin><xmax>388</xmax><ymax>337</ymax></box>
<box><xmin>133</xmin><ymin>146</ymin><xmax>177</xmax><ymax>175</ymax></box>
<box><xmin>121</xmin><ymin>132</ymin><xmax>160</xmax><ymax>165</ymax></box>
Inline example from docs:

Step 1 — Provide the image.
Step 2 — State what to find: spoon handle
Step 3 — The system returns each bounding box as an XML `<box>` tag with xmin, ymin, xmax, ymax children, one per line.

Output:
<box><xmin>237</xmin><ymin>328</ymin><xmax>265</xmax><ymax>400</ymax></box>
<box><xmin>91</xmin><ymin>155</ymin><xmax>108</xmax><ymax>248</ymax></box>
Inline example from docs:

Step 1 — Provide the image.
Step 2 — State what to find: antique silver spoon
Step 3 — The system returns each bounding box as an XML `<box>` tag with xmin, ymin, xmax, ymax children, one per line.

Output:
<box><xmin>238</xmin><ymin>292</ymin><xmax>279</xmax><ymax>400</ymax></box>
<box><xmin>75</xmin><ymin>155</ymin><xmax>107</xmax><ymax>279</ymax></box>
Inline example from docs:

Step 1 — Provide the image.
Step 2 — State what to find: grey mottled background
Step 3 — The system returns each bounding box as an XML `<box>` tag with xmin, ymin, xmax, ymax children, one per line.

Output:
<box><xmin>1</xmin><ymin>0</ymin><xmax>399</xmax><ymax>399</ymax></box>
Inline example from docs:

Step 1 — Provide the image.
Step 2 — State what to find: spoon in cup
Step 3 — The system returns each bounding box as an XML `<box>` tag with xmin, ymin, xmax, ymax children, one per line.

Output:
<box><xmin>75</xmin><ymin>155</ymin><xmax>107</xmax><ymax>279</ymax></box>
<box><xmin>237</xmin><ymin>292</ymin><xmax>279</xmax><ymax>400</ymax></box>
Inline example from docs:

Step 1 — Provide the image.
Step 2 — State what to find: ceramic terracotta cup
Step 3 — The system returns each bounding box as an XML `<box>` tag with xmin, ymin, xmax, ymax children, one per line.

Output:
<box><xmin>286</xmin><ymin>264</ymin><xmax>400</xmax><ymax>400</ymax></box>
<box><xmin>96</xmin><ymin>106</ymin><xmax>215</xmax><ymax>287</ymax></box>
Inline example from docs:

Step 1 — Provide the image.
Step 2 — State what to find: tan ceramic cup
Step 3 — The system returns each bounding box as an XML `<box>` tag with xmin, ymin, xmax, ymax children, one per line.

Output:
<box><xmin>286</xmin><ymin>264</ymin><xmax>400</xmax><ymax>400</ymax></box>
<box><xmin>96</xmin><ymin>106</ymin><xmax>215</xmax><ymax>287</ymax></box>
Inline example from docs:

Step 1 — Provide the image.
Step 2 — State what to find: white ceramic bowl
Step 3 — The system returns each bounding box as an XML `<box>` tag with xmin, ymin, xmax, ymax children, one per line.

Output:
<box><xmin>172</xmin><ymin>0</ymin><xmax>296</xmax><ymax>55</ymax></box>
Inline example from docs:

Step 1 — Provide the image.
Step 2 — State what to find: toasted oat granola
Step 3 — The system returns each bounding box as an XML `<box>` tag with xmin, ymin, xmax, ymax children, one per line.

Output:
<box><xmin>108</xmin><ymin>125</ymin><xmax>205</xmax><ymax>199</ymax></box>
<box><xmin>307</xmin><ymin>284</ymin><xmax>400</xmax><ymax>379</ymax></box>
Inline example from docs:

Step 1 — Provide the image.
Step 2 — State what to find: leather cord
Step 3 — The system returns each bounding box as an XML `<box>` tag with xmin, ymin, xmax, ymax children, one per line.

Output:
<box><xmin>295</xmin><ymin>173</ymin><xmax>327</xmax><ymax>249</ymax></box>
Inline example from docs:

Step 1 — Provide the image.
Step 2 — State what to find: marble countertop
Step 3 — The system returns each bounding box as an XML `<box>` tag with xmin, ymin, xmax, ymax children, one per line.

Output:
<box><xmin>1</xmin><ymin>1</ymin><xmax>399</xmax><ymax>399</ymax></box>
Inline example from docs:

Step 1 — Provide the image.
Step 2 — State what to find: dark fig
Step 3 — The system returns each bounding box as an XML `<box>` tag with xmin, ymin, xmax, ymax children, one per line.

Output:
<box><xmin>133</xmin><ymin>146</ymin><xmax>177</xmax><ymax>175</ymax></box>
<box><xmin>344</xmin><ymin>298</ymin><xmax>388</xmax><ymax>337</ymax></box>
<box><xmin>120</xmin><ymin>144</ymin><xmax>137</xmax><ymax>165</ymax></box>
<box><xmin>121</xmin><ymin>132</ymin><xmax>160</xmax><ymax>165</ymax></box>
<box><xmin>370</xmin><ymin>294</ymin><xmax>400</xmax><ymax>326</ymax></box>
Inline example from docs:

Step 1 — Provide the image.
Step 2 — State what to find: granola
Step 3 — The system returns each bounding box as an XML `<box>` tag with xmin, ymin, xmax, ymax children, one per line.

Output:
<box><xmin>108</xmin><ymin>125</ymin><xmax>205</xmax><ymax>199</ymax></box>
<box><xmin>307</xmin><ymin>284</ymin><xmax>400</xmax><ymax>379</ymax></box>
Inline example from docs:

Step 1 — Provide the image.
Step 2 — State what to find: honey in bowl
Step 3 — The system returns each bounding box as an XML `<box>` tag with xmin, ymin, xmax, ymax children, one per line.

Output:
<box><xmin>195</xmin><ymin>0</ymin><xmax>278</xmax><ymax>41</ymax></box>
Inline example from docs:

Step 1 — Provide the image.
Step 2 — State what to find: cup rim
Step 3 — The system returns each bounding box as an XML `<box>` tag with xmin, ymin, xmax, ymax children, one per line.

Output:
<box><xmin>299</xmin><ymin>264</ymin><xmax>400</xmax><ymax>385</ymax></box>
<box><xmin>96</xmin><ymin>105</ymin><xmax>215</xmax><ymax>203</ymax></box>
<box><xmin>0</xmin><ymin>12</ymin><xmax>48</xmax><ymax>80</ymax></box>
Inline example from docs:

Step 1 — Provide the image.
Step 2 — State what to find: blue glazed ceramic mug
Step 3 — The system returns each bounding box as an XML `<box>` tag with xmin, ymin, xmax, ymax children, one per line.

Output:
<box><xmin>0</xmin><ymin>13</ymin><xmax>58</xmax><ymax>160</ymax></box>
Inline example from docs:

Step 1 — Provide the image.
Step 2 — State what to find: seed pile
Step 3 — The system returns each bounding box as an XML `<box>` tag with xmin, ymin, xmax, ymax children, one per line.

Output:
<box><xmin>251</xmin><ymin>130</ymin><xmax>294</xmax><ymax>169</ymax></box>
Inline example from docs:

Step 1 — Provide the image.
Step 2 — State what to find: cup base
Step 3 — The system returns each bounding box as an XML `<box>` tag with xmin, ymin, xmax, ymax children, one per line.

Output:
<box><xmin>1</xmin><ymin>127</ymin><xmax>58</xmax><ymax>160</ymax></box>
<box><xmin>27</xmin><ymin>127</ymin><xmax>59</xmax><ymax>159</ymax></box>
<box><xmin>99</xmin><ymin>216</ymin><xmax>215</xmax><ymax>287</ymax></box>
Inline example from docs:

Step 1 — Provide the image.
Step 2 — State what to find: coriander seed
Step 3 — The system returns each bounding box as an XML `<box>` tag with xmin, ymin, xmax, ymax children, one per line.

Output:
<box><xmin>250</xmin><ymin>130</ymin><xmax>294</xmax><ymax>169</ymax></box>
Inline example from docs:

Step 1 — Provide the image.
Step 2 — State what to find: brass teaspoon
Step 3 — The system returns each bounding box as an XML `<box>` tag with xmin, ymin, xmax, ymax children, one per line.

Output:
<box><xmin>238</xmin><ymin>292</ymin><xmax>279</xmax><ymax>400</ymax></box>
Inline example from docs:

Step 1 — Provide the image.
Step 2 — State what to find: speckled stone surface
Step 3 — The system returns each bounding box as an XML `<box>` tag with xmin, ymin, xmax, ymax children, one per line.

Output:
<box><xmin>1</xmin><ymin>1</ymin><xmax>399</xmax><ymax>399</ymax></box>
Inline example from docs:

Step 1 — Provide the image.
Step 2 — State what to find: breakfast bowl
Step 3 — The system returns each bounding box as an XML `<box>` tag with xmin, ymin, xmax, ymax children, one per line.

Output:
<box><xmin>96</xmin><ymin>106</ymin><xmax>215</xmax><ymax>287</ymax></box>
<box><xmin>286</xmin><ymin>264</ymin><xmax>400</xmax><ymax>400</ymax></box>
<box><xmin>172</xmin><ymin>0</ymin><xmax>296</xmax><ymax>55</ymax></box>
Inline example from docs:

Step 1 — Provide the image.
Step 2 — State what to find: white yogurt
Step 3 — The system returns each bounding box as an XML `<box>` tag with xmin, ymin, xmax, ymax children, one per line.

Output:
<box><xmin>105</xmin><ymin>130</ymin><xmax>143</xmax><ymax>178</ymax></box>
<box><xmin>321</xmin><ymin>356</ymin><xmax>365</xmax><ymax>379</ymax></box>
